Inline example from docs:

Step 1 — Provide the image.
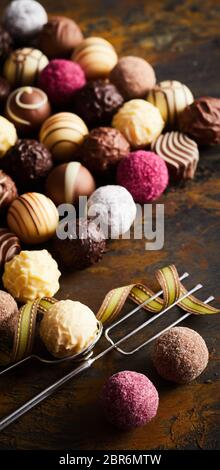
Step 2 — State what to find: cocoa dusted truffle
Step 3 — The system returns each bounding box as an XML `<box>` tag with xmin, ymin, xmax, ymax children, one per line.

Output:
<box><xmin>0</xmin><ymin>228</ymin><xmax>21</xmax><ymax>272</ymax></box>
<box><xmin>38</xmin><ymin>16</ymin><xmax>83</xmax><ymax>59</ymax></box>
<box><xmin>110</xmin><ymin>56</ymin><xmax>156</xmax><ymax>100</ymax></box>
<box><xmin>73</xmin><ymin>80</ymin><xmax>124</xmax><ymax>128</ymax></box>
<box><xmin>0</xmin><ymin>170</ymin><xmax>18</xmax><ymax>215</ymax></box>
<box><xmin>0</xmin><ymin>290</ymin><xmax>19</xmax><ymax>348</ymax></box>
<box><xmin>0</xmin><ymin>26</ymin><xmax>13</xmax><ymax>64</ymax></box>
<box><xmin>179</xmin><ymin>97</ymin><xmax>220</xmax><ymax>146</ymax></box>
<box><xmin>78</xmin><ymin>127</ymin><xmax>130</xmax><ymax>175</ymax></box>
<box><xmin>1</xmin><ymin>140</ymin><xmax>53</xmax><ymax>192</ymax></box>
<box><xmin>0</xmin><ymin>77</ymin><xmax>11</xmax><ymax>112</ymax></box>
<box><xmin>53</xmin><ymin>218</ymin><xmax>106</xmax><ymax>270</ymax></box>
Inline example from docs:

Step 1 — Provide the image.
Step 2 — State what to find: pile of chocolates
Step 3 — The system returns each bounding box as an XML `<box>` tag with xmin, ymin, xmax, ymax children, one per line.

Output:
<box><xmin>0</xmin><ymin>1</ymin><xmax>219</xmax><ymax>365</ymax></box>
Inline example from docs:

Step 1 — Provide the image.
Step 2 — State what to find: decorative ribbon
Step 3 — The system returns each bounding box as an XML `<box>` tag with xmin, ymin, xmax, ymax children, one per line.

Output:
<box><xmin>0</xmin><ymin>265</ymin><xmax>219</xmax><ymax>366</ymax></box>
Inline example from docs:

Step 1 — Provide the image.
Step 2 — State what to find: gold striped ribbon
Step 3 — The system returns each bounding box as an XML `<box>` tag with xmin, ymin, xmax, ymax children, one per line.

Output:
<box><xmin>0</xmin><ymin>265</ymin><xmax>219</xmax><ymax>366</ymax></box>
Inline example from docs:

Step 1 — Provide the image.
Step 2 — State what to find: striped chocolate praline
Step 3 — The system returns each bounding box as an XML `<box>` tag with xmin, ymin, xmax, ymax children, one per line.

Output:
<box><xmin>0</xmin><ymin>170</ymin><xmax>18</xmax><ymax>215</ymax></box>
<box><xmin>0</xmin><ymin>228</ymin><xmax>21</xmax><ymax>272</ymax></box>
<box><xmin>3</xmin><ymin>48</ymin><xmax>49</xmax><ymax>88</ymax></box>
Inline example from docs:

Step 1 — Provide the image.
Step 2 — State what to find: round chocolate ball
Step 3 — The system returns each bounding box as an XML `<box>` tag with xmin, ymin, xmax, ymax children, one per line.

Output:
<box><xmin>52</xmin><ymin>218</ymin><xmax>106</xmax><ymax>270</ymax></box>
<box><xmin>110</xmin><ymin>56</ymin><xmax>156</xmax><ymax>100</ymax></box>
<box><xmin>3</xmin><ymin>48</ymin><xmax>49</xmax><ymax>88</ymax></box>
<box><xmin>0</xmin><ymin>169</ymin><xmax>18</xmax><ymax>215</ymax></box>
<box><xmin>78</xmin><ymin>127</ymin><xmax>130</xmax><ymax>176</ymax></box>
<box><xmin>0</xmin><ymin>227</ymin><xmax>21</xmax><ymax>273</ymax></box>
<box><xmin>73</xmin><ymin>80</ymin><xmax>124</xmax><ymax>128</ymax></box>
<box><xmin>0</xmin><ymin>77</ymin><xmax>11</xmax><ymax>111</ymax></box>
<box><xmin>152</xmin><ymin>327</ymin><xmax>209</xmax><ymax>384</ymax></box>
<box><xmin>0</xmin><ymin>290</ymin><xmax>19</xmax><ymax>348</ymax></box>
<box><xmin>1</xmin><ymin>140</ymin><xmax>53</xmax><ymax>192</ymax></box>
<box><xmin>73</xmin><ymin>37</ymin><xmax>118</xmax><ymax>79</ymax></box>
<box><xmin>46</xmin><ymin>162</ymin><xmax>96</xmax><ymax>206</ymax></box>
<box><xmin>38</xmin><ymin>16</ymin><xmax>83</xmax><ymax>59</ymax></box>
<box><xmin>101</xmin><ymin>371</ymin><xmax>159</xmax><ymax>430</ymax></box>
<box><xmin>3</xmin><ymin>0</ymin><xmax>48</xmax><ymax>44</ymax></box>
<box><xmin>179</xmin><ymin>97</ymin><xmax>220</xmax><ymax>146</ymax></box>
<box><xmin>5</xmin><ymin>86</ymin><xmax>52</xmax><ymax>136</ymax></box>
<box><xmin>0</xmin><ymin>26</ymin><xmax>13</xmax><ymax>64</ymax></box>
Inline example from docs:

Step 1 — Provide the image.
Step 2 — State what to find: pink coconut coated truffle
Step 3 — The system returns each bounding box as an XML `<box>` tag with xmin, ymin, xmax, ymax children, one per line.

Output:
<box><xmin>38</xmin><ymin>59</ymin><xmax>86</xmax><ymax>108</ymax></box>
<box><xmin>117</xmin><ymin>150</ymin><xmax>169</xmax><ymax>203</ymax></box>
<box><xmin>101</xmin><ymin>370</ymin><xmax>159</xmax><ymax>430</ymax></box>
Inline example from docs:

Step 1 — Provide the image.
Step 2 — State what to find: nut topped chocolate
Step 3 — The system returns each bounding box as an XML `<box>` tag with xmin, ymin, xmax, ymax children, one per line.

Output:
<box><xmin>73</xmin><ymin>80</ymin><xmax>124</xmax><ymax>128</ymax></box>
<box><xmin>179</xmin><ymin>96</ymin><xmax>220</xmax><ymax>146</ymax></box>
<box><xmin>39</xmin><ymin>16</ymin><xmax>83</xmax><ymax>59</ymax></box>
<box><xmin>0</xmin><ymin>170</ymin><xmax>18</xmax><ymax>215</ymax></box>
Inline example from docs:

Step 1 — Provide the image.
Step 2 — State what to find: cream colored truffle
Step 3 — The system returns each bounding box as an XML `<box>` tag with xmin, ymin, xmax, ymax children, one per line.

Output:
<box><xmin>40</xmin><ymin>299</ymin><xmax>98</xmax><ymax>358</ymax></box>
<box><xmin>147</xmin><ymin>80</ymin><xmax>194</xmax><ymax>129</ymax></box>
<box><xmin>3</xmin><ymin>250</ymin><xmax>61</xmax><ymax>303</ymax></box>
<box><xmin>112</xmin><ymin>99</ymin><xmax>164</xmax><ymax>147</ymax></box>
<box><xmin>73</xmin><ymin>37</ymin><xmax>118</xmax><ymax>79</ymax></box>
<box><xmin>0</xmin><ymin>116</ymin><xmax>17</xmax><ymax>158</ymax></box>
<box><xmin>4</xmin><ymin>48</ymin><xmax>49</xmax><ymax>88</ymax></box>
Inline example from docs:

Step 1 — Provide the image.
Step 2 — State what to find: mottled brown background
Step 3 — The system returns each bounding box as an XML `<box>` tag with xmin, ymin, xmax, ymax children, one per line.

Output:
<box><xmin>0</xmin><ymin>0</ymin><xmax>220</xmax><ymax>450</ymax></box>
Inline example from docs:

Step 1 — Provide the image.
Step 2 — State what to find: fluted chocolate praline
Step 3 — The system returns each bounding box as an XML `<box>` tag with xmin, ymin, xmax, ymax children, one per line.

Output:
<box><xmin>179</xmin><ymin>97</ymin><xmax>220</xmax><ymax>146</ymax></box>
<box><xmin>73</xmin><ymin>80</ymin><xmax>124</xmax><ymax>128</ymax></box>
<box><xmin>52</xmin><ymin>218</ymin><xmax>106</xmax><ymax>270</ymax></box>
<box><xmin>38</xmin><ymin>16</ymin><xmax>83</xmax><ymax>59</ymax></box>
<box><xmin>0</xmin><ymin>170</ymin><xmax>18</xmax><ymax>214</ymax></box>
<box><xmin>1</xmin><ymin>140</ymin><xmax>53</xmax><ymax>192</ymax></box>
<box><xmin>0</xmin><ymin>228</ymin><xmax>21</xmax><ymax>272</ymax></box>
<box><xmin>0</xmin><ymin>26</ymin><xmax>13</xmax><ymax>64</ymax></box>
<box><xmin>78</xmin><ymin>127</ymin><xmax>130</xmax><ymax>175</ymax></box>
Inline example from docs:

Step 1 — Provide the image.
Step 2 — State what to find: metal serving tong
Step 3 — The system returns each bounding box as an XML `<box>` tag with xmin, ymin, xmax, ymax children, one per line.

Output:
<box><xmin>0</xmin><ymin>272</ymin><xmax>214</xmax><ymax>431</ymax></box>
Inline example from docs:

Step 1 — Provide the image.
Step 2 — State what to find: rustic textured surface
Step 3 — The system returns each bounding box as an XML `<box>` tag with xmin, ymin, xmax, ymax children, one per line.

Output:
<box><xmin>0</xmin><ymin>0</ymin><xmax>220</xmax><ymax>450</ymax></box>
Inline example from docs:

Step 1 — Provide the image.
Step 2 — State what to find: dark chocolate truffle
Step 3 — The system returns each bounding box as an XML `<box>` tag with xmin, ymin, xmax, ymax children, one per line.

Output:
<box><xmin>1</xmin><ymin>140</ymin><xmax>53</xmax><ymax>192</ymax></box>
<box><xmin>46</xmin><ymin>162</ymin><xmax>96</xmax><ymax>206</ymax></box>
<box><xmin>0</xmin><ymin>289</ymin><xmax>19</xmax><ymax>348</ymax></box>
<box><xmin>0</xmin><ymin>170</ymin><xmax>18</xmax><ymax>214</ymax></box>
<box><xmin>5</xmin><ymin>86</ymin><xmax>51</xmax><ymax>136</ymax></box>
<box><xmin>179</xmin><ymin>97</ymin><xmax>220</xmax><ymax>146</ymax></box>
<box><xmin>73</xmin><ymin>80</ymin><xmax>124</xmax><ymax>128</ymax></box>
<box><xmin>78</xmin><ymin>127</ymin><xmax>130</xmax><ymax>175</ymax></box>
<box><xmin>152</xmin><ymin>326</ymin><xmax>209</xmax><ymax>384</ymax></box>
<box><xmin>38</xmin><ymin>16</ymin><xmax>83</xmax><ymax>59</ymax></box>
<box><xmin>53</xmin><ymin>218</ymin><xmax>106</xmax><ymax>270</ymax></box>
<box><xmin>0</xmin><ymin>26</ymin><xmax>13</xmax><ymax>64</ymax></box>
<box><xmin>0</xmin><ymin>77</ymin><xmax>11</xmax><ymax>111</ymax></box>
<box><xmin>0</xmin><ymin>227</ymin><xmax>21</xmax><ymax>272</ymax></box>
<box><xmin>110</xmin><ymin>56</ymin><xmax>156</xmax><ymax>100</ymax></box>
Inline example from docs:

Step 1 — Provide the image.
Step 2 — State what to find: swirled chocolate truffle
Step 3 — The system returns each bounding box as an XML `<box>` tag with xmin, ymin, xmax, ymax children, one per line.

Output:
<box><xmin>0</xmin><ymin>26</ymin><xmax>13</xmax><ymax>64</ymax></box>
<box><xmin>1</xmin><ymin>140</ymin><xmax>53</xmax><ymax>192</ymax></box>
<box><xmin>78</xmin><ymin>127</ymin><xmax>130</xmax><ymax>176</ymax></box>
<box><xmin>0</xmin><ymin>170</ymin><xmax>18</xmax><ymax>215</ymax></box>
<box><xmin>52</xmin><ymin>218</ymin><xmax>106</xmax><ymax>270</ymax></box>
<box><xmin>179</xmin><ymin>97</ymin><xmax>220</xmax><ymax>146</ymax></box>
<box><xmin>73</xmin><ymin>80</ymin><xmax>124</xmax><ymax>128</ymax></box>
<box><xmin>0</xmin><ymin>228</ymin><xmax>21</xmax><ymax>272</ymax></box>
<box><xmin>0</xmin><ymin>77</ymin><xmax>11</xmax><ymax>112</ymax></box>
<box><xmin>38</xmin><ymin>16</ymin><xmax>83</xmax><ymax>59</ymax></box>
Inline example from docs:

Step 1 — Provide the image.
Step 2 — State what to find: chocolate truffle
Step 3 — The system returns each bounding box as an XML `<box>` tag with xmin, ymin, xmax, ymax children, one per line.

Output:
<box><xmin>0</xmin><ymin>77</ymin><xmax>11</xmax><ymax>111</ymax></box>
<box><xmin>5</xmin><ymin>86</ymin><xmax>51</xmax><ymax>136</ymax></box>
<box><xmin>147</xmin><ymin>80</ymin><xmax>194</xmax><ymax>129</ymax></box>
<box><xmin>78</xmin><ymin>127</ymin><xmax>130</xmax><ymax>175</ymax></box>
<box><xmin>179</xmin><ymin>97</ymin><xmax>220</xmax><ymax>146</ymax></box>
<box><xmin>3</xmin><ymin>0</ymin><xmax>48</xmax><ymax>44</ymax></box>
<box><xmin>38</xmin><ymin>59</ymin><xmax>86</xmax><ymax>108</ymax></box>
<box><xmin>112</xmin><ymin>99</ymin><xmax>164</xmax><ymax>147</ymax></box>
<box><xmin>4</xmin><ymin>48</ymin><xmax>49</xmax><ymax>88</ymax></box>
<box><xmin>87</xmin><ymin>185</ymin><xmax>137</xmax><ymax>238</ymax></box>
<box><xmin>40</xmin><ymin>300</ymin><xmax>98</xmax><ymax>358</ymax></box>
<box><xmin>1</xmin><ymin>140</ymin><xmax>53</xmax><ymax>192</ymax></box>
<box><xmin>151</xmin><ymin>132</ymin><xmax>199</xmax><ymax>182</ymax></box>
<box><xmin>101</xmin><ymin>371</ymin><xmax>159</xmax><ymax>430</ymax></box>
<box><xmin>152</xmin><ymin>327</ymin><xmax>209</xmax><ymax>384</ymax></box>
<box><xmin>7</xmin><ymin>192</ymin><xmax>59</xmax><ymax>244</ymax></box>
<box><xmin>0</xmin><ymin>116</ymin><xmax>17</xmax><ymax>158</ymax></box>
<box><xmin>0</xmin><ymin>26</ymin><xmax>13</xmax><ymax>64</ymax></box>
<box><xmin>73</xmin><ymin>80</ymin><xmax>124</xmax><ymax>128</ymax></box>
<box><xmin>73</xmin><ymin>37</ymin><xmax>118</xmax><ymax>79</ymax></box>
<box><xmin>0</xmin><ymin>290</ymin><xmax>19</xmax><ymax>348</ymax></box>
<box><xmin>110</xmin><ymin>56</ymin><xmax>156</xmax><ymax>100</ymax></box>
<box><xmin>117</xmin><ymin>151</ymin><xmax>169</xmax><ymax>203</ymax></box>
<box><xmin>3</xmin><ymin>250</ymin><xmax>61</xmax><ymax>303</ymax></box>
<box><xmin>0</xmin><ymin>228</ymin><xmax>21</xmax><ymax>272</ymax></box>
<box><xmin>0</xmin><ymin>170</ymin><xmax>18</xmax><ymax>214</ymax></box>
<box><xmin>38</xmin><ymin>16</ymin><xmax>83</xmax><ymax>59</ymax></box>
<box><xmin>53</xmin><ymin>218</ymin><xmax>106</xmax><ymax>270</ymax></box>
<box><xmin>46</xmin><ymin>162</ymin><xmax>96</xmax><ymax>206</ymax></box>
<box><xmin>40</xmin><ymin>112</ymin><xmax>89</xmax><ymax>163</ymax></box>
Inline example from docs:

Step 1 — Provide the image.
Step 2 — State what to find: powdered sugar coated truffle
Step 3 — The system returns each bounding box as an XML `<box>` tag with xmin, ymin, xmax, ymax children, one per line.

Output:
<box><xmin>3</xmin><ymin>0</ymin><xmax>47</xmax><ymax>42</ymax></box>
<box><xmin>101</xmin><ymin>371</ymin><xmax>159</xmax><ymax>430</ymax></box>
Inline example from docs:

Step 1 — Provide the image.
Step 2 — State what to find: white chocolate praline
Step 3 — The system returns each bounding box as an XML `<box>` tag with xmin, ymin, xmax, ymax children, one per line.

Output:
<box><xmin>3</xmin><ymin>48</ymin><xmax>49</xmax><ymax>87</ymax></box>
<box><xmin>0</xmin><ymin>116</ymin><xmax>17</xmax><ymax>158</ymax></box>
<box><xmin>112</xmin><ymin>99</ymin><xmax>164</xmax><ymax>147</ymax></box>
<box><xmin>40</xmin><ymin>300</ymin><xmax>98</xmax><ymax>358</ymax></box>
